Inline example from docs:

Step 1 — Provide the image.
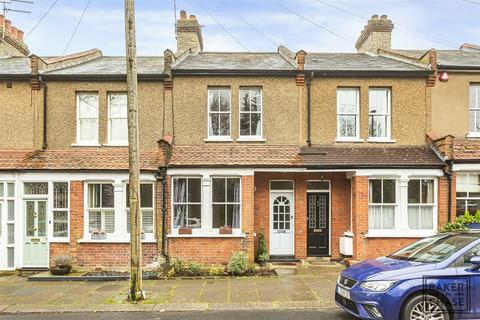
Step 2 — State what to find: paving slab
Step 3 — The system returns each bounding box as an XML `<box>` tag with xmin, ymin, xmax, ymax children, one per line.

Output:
<box><xmin>198</xmin><ymin>279</ymin><xmax>229</xmax><ymax>303</ymax></box>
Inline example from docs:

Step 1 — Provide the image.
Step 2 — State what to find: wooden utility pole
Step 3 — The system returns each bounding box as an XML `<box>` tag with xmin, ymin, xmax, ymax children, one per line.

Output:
<box><xmin>125</xmin><ymin>0</ymin><xmax>143</xmax><ymax>301</ymax></box>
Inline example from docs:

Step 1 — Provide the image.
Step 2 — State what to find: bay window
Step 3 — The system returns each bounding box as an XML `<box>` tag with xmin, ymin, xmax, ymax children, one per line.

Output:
<box><xmin>369</xmin><ymin>179</ymin><xmax>396</xmax><ymax>230</ymax></box>
<box><xmin>87</xmin><ymin>183</ymin><xmax>115</xmax><ymax>235</ymax></box>
<box><xmin>469</xmin><ymin>85</ymin><xmax>480</xmax><ymax>135</ymax></box>
<box><xmin>208</xmin><ymin>88</ymin><xmax>231</xmax><ymax>139</ymax></box>
<box><xmin>76</xmin><ymin>93</ymin><xmax>99</xmax><ymax>145</ymax></box>
<box><xmin>212</xmin><ymin>178</ymin><xmax>241</xmax><ymax>229</ymax></box>
<box><xmin>239</xmin><ymin>88</ymin><xmax>262</xmax><ymax>138</ymax></box>
<box><xmin>408</xmin><ymin>179</ymin><xmax>434</xmax><ymax>229</ymax></box>
<box><xmin>369</xmin><ymin>88</ymin><xmax>391</xmax><ymax>139</ymax></box>
<box><xmin>126</xmin><ymin>183</ymin><xmax>154</xmax><ymax>234</ymax></box>
<box><xmin>337</xmin><ymin>88</ymin><xmax>359</xmax><ymax>140</ymax></box>
<box><xmin>457</xmin><ymin>173</ymin><xmax>480</xmax><ymax>216</ymax></box>
<box><xmin>173</xmin><ymin>178</ymin><xmax>202</xmax><ymax>229</ymax></box>
<box><xmin>108</xmin><ymin>93</ymin><xmax>128</xmax><ymax>145</ymax></box>
<box><xmin>53</xmin><ymin>182</ymin><xmax>69</xmax><ymax>238</ymax></box>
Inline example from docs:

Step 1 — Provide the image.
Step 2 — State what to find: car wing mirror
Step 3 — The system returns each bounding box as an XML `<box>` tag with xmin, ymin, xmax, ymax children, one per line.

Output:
<box><xmin>469</xmin><ymin>256</ymin><xmax>480</xmax><ymax>271</ymax></box>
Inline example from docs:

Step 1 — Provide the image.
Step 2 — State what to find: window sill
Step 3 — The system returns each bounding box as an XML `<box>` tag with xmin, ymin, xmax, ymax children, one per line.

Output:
<box><xmin>71</xmin><ymin>143</ymin><xmax>101</xmax><ymax>147</ymax></box>
<box><xmin>78</xmin><ymin>239</ymin><xmax>157</xmax><ymax>243</ymax></box>
<box><xmin>237</xmin><ymin>137</ymin><xmax>266</xmax><ymax>142</ymax></box>
<box><xmin>335</xmin><ymin>138</ymin><xmax>364</xmax><ymax>143</ymax></box>
<box><xmin>466</xmin><ymin>133</ymin><xmax>480</xmax><ymax>138</ymax></box>
<box><xmin>167</xmin><ymin>233</ymin><xmax>246</xmax><ymax>238</ymax></box>
<box><xmin>365</xmin><ymin>230</ymin><xmax>437</xmax><ymax>238</ymax></box>
<box><xmin>103</xmin><ymin>142</ymin><xmax>128</xmax><ymax>147</ymax></box>
<box><xmin>367</xmin><ymin>138</ymin><xmax>396</xmax><ymax>143</ymax></box>
<box><xmin>204</xmin><ymin>137</ymin><xmax>233</xmax><ymax>142</ymax></box>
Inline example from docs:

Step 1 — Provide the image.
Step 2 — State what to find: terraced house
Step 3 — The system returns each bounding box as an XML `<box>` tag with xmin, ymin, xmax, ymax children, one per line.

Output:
<box><xmin>0</xmin><ymin>11</ymin><xmax>476</xmax><ymax>271</ymax></box>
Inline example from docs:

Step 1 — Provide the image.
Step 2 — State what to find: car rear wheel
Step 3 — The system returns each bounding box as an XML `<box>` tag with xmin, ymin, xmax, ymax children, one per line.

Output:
<box><xmin>402</xmin><ymin>294</ymin><xmax>450</xmax><ymax>320</ymax></box>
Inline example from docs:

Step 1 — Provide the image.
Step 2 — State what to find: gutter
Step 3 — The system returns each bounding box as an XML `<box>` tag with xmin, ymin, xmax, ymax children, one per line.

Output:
<box><xmin>306</xmin><ymin>72</ymin><xmax>314</xmax><ymax>146</ymax></box>
<box><xmin>38</xmin><ymin>76</ymin><xmax>48</xmax><ymax>150</ymax></box>
<box><xmin>40</xmin><ymin>74</ymin><xmax>165</xmax><ymax>81</ymax></box>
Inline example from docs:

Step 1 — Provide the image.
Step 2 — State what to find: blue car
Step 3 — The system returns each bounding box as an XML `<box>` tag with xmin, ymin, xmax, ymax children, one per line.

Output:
<box><xmin>336</xmin><ymin>232</ymin><xmax>480</xmax><ymax>320</ymax></box>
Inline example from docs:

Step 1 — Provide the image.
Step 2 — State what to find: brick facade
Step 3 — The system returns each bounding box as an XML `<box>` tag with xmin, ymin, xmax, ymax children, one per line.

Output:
<box><xmin>48</xmin><ymin>180</ymin><xmax>161</xmax><ymax>270</ymax></box>
<box><xmin>254</xmin><ymin>172</ymin><xmax>351</xmax><ymax>260</ymax></box>
<box><xmin>351</xmin><ymin>175</ymin><xmax>450</xmax><ymax>261</ymax></box>
<box><xmin>45</xmin><ymin>172</ymin><xmax>451</xmax><ymax>269</ymax></box>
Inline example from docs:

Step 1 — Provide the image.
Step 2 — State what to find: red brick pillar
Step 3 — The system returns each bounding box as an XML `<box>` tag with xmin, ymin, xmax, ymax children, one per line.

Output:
<box><xmin>351</xmin><ymin>176</ymin><xmax>368</xmax><ymax>260</ymax></box>
<box><xmin>242</xmin><ymin>175</ymin><xmax>255</xmax><ymax>263</ymax></box>
<box><xmin>295</xmin><ymin>177</ymin><xmax>307</xmax><ymax>259</ymax></box>
<box><xmin>69</xmin><ymin>181</ymin><xmax>84</xmax><ymax>266</ymax></box>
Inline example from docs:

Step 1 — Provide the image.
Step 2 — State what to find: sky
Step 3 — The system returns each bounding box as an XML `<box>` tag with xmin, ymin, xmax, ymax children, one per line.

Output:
<box><xmin>4</xmin><ymin>0</ymin><xmax>480</xmax><ymax>56</ymax></box>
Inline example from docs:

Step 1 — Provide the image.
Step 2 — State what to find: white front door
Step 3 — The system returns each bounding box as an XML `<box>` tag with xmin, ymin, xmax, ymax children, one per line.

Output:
<box><xmin>270</xmin><ymin>192</ymin><xmax>294</xmax><ymax>256</ymax></box>
<box><xmin>23</xmin><ymin>200</ymin><xmax>48</xmax><ymax>267</ymax></box>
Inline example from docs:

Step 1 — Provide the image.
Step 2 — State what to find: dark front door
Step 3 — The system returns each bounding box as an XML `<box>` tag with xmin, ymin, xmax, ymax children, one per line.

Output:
<box><xmin>307</xmin><ymin>192</ymin><xmax>329</xmax><ymax>256</ymax></box>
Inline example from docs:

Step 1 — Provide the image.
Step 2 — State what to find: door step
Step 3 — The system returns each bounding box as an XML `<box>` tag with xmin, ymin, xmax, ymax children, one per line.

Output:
<box><xmin>18</xmin><ymin>267</ymin><xmax>48</xmax><ymax>276</ymax></box>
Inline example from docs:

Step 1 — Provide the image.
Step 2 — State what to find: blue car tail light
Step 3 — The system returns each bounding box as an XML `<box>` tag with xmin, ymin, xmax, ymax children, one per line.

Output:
<box><xmin>363</xmin><ymin>304</ymin><xmax>383</xmax><ymax>319</ymax></box>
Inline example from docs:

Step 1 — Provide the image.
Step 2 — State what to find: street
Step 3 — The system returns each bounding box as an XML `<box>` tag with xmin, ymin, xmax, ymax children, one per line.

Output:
<box><xmin>0</xmin><ymin>309</ymin><xmax>355</xmax><ymax>320</ymax></box>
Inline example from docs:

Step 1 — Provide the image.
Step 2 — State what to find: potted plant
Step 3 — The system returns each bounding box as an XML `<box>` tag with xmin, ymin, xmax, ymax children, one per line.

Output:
<box><xmin>50</xmin><ymin>255</ymin><xmax>73</xmax><ymax>275</ymax></box>
<box><xmin>179</xmin><ymin>226</ymin><xmax>192</xmax><ymax>235</ymax></box>
<box><xmin>457</xmin><ymin>211</ymin><xmax>480</xmax><ymax>230</ymax></box>
<box><xmin>219</xmin><ymin>225</ymin><xmax>233</xmax><ymax>235</ymax></box>
<box><xmin>257</xmin><ymin>231</ymin><xmax>269</xmax><ymax>266</ymax></box>
<box><xmin>91</xmin><ymin>228</ymin><xmax>106</xmax><ymax>240</ymax></box>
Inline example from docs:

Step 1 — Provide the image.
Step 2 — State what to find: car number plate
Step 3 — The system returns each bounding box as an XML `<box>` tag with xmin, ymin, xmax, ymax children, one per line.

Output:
<box><xmin>337</xmin><ymin>286</ymin><xmax>350</xmax><ymax>299</ymax></box>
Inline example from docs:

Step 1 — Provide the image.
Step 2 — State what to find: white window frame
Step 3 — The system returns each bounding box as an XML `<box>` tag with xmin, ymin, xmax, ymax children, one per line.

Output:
<box><xmin>51</xmin><ymin>182</ymin><xmax>70</xmax><ymax>241</ymax></box>
<box><xmin>125</xmin><ymin>182</ymin><xmax>155</xmax><ymax>241</ymax></box>
<box><xmin>86</xmin><ymin>182</ymin><xmax>115</xmax><ymax>238</ymax></box>
<box><xmin>368</xmin><ymin>88</ymin><xmax>392</xmax><ymax>142</ymax></box>
<box><xmin>75</xmin><ymin>92</ymin><xmax>100</xmax><ymax>146</ymax></box>
<box><xmin>456</xmin><ymin>172</ymin><xmax>480</xmax><ymax>216</ymax></box>
<box><xmin>107</xmin><ymin>92</ymin><xmax>128</xmax><ymax>146</ymax></box>
<box><xmin>336</xmin><ymin>88</ymin><xmax>361</xmax><ymax>142</ymax></box>
<box><xmin>238</xmin><ymin>87</ymin><xmax>263</xmax><ymax>141</ymax></box>
<box><xmin>211</xmin><ymin>177</ymin><xmax>242</xmax><ymax>230</ymax></box>
<box><xmin>206</xmin><ymin>88</ymin><xmax>232</xmax><ymax>141</ymax></box>
<box><xmin>171</xmin><ymin>177</ymin><xmax>203</xmax><ymax>232</ymax></box>
<box><xmin>407</xmin><ymin>179</ymin><xmax>435</xmax><ymax>231</ymax></box>
<box><xmin>367</xmin><ymin>176</ymin><xmax>438</xmax><ymax>237</ymax></box>
<box><xmin>468</xmin><ymin>84</ymin><xmax>480</xmax><ymax>137</ymax></box>
<box><xmin>368</xmin><ymin>178</ymin><xmax>398</xmax><ymax>231</ymax></box>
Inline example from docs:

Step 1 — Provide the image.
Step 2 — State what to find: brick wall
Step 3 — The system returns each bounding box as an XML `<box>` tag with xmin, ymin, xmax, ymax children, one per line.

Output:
<box><xmin>168</xmin><ymin>238</ymin><xmax>245</xmax><ymax>264</ymax></box>
<box><xmin>352</xmin><ymin>175</ymin><xmax>450</xmax><ymax>261</ymax></box>
<box><xmin>254</xmin><ymin>172</ymin><xmax>351</xmax><ymax>260</ymax></box>
<box><xmin>165</xmin><ymin>175</ymin><xmax>254</xmax><ymax>265</ymax></box>
<box><xmin>47</xmin><ymin>180</ymin><xmax>160</xmax><ymax>270</ymax></box>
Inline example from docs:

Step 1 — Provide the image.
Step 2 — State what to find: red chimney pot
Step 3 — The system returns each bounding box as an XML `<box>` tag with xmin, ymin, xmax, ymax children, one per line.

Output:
<box><xmin>17</xmin><ymin>29</ymin><xmax>24</xmax><ymax>40</ymax></box>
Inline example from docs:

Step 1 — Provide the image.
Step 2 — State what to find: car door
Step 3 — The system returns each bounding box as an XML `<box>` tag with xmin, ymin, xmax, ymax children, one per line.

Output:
<box><xmin>454</xmin><ymin>243</ymin><xmax>480</xmax><ymax>318</ymax></box>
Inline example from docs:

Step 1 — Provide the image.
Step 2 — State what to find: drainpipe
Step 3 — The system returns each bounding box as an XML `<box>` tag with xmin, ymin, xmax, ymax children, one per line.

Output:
<box><xmin>306</xmin><ymin>72</ymin><xmax>314</xmax><ymax>146</ymax></box>
<box><xmin>38</xmin><ymin>76</ymin><xmax>48</xmax><ymax>149</ymax></box>
<box><xmin>446</xmin><ymin>160</ymin><xmax>454</xmax><ymax>222</ymax></box>
<box><xmin>156</xmin><ymin>166</ymin><xmax>169</xmax><ymax>263</ymax></box>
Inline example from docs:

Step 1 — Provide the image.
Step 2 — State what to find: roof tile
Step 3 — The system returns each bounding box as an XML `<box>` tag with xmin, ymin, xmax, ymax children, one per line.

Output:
<box><xmin>0</xmin><ymin>148</ymin><xmax>163</xmax><ymax>171</ymax></box>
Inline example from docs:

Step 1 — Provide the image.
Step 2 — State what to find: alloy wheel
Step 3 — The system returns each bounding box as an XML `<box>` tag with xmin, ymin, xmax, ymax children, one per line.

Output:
<box><xmin>410</xmin><ymin>300</ymin><xmax>446</xmax><ymax>320</ymax></box>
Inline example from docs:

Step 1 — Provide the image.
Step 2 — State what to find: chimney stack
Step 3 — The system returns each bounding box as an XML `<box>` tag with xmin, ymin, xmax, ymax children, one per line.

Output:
<box><xmin>0</xmin><ymin>15</ymin><xmax>29</xmax><ymax>57</ymax></box>
<box><xmin>176</xmin><ymin>10</ymin><xmax>203</xmax><ymax>54</ymax></box>
<box><xmin>355</xmin><ymin>15</ymin><xmax>393</xmax><ymax>54</ymax></box>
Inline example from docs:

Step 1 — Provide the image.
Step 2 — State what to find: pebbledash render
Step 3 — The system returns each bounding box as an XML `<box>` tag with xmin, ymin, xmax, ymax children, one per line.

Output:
<box><xmin>0</xmin><ymin>11</ymin><xmax>478</xmax><ymax>271</ymax></box>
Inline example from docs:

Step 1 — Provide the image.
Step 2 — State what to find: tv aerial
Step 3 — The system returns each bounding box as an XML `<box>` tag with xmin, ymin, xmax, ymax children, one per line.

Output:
<box><xmin>1</xmin><ymin>0</ymin><xmax>33</xmax><ymax>39</ymax></box>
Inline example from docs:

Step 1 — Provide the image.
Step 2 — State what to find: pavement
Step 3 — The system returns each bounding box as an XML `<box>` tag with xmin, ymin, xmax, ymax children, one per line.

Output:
<box><xmin>0</xmin><ymin>264</ymin><xmax>345</xmax><ymax>315</ymax></box>
<box><xmin>0</xmin><ymin>309</ymin><xmax>355</xmax><ymax>320</ymax></box>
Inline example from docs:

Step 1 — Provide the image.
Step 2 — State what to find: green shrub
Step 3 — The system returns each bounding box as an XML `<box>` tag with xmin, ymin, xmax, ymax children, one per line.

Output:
<box><xmin>228</xmin><ymin>251</ymin><xmax>248</xmax><ymax>276</ymax></box>
<box><xmin>171</xmin><ymin>259</ymin><xmax>185</xmax><ymax>274</ymax></box>
<box><xmin>257</xmin><ymin>231</ymin><xmax>269</xmax><ymax>263</ymax></box>
<box><xmin>475</xmin><ymin>210</ymin><xmax>480</xmax><ymax>221</ymax></box>
<box><xmin>440</xmin><ymin>221</ymin><xmax>469</xmax><ymax>233</ymax></box>
<box><xmin>187</xmin><ymin>261</ymin><xmax>202</xmax><ymax>276</ymax></box>
<box><xmin>209</xmin><ymin>265</ymin><xmax>225</xmax><ymax>277</ymax></box>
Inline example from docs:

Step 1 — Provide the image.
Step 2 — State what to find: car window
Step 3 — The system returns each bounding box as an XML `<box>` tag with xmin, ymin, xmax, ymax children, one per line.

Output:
<box><xmin>389</xmin><ymin>234</ymin><xmax>478</xmax><ymax>263</ymax></box>
<box><xmin>452</xmin><ymin>243</ymin><xmax>480</xmax><ymax>268</ymax></box>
